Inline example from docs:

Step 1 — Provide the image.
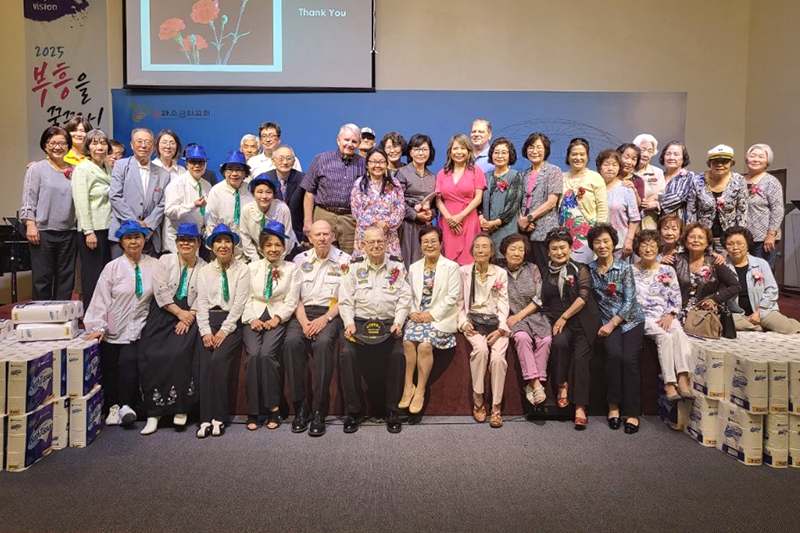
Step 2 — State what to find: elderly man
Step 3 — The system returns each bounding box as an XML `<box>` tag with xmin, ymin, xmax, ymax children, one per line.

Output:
<box><xmin>283</xmin><ymin>220</ymin><xmax>351</xmax><ymax>436</ymax></box>
<box><xmin>109</xmin><ymin>128</ymin><xmax>170</xmax><ymax>257</ymax></box>
<box><xmin>358</xmin><ymin>127</ymin><xmax>376</xmax><ymax>157</ymax></box>
<box><xmin>338</xmin><ymin>226</ymin><xmax>411</xmax><ymax>434</ymax></box>
<box><xmin>205</xmin><ymin>151</ymin><xmax>254</xmax><ymax>259</ymax></box>
<box><xmin>471</xmin><ymin>118</ymin><xmax>494</xmax><ymax>174</ymax></box>
<box><xmin>248</xmin><ymin>121</ymin><xmax>303</xmax><ymax>177</ymax></box>
<box><xmin>239</xmin><ymin>134</ymin><xmax>261</xmax><ymax>163</ymax></box>
<box><xmin>265</xmin><ymin>144</ymin><xmax>306</xmax><ymax>246</ymax></box>
<box><xmin>301</xmin><ymin>123</ymin><xmax>365</xmax><ymax>255</ymax></box>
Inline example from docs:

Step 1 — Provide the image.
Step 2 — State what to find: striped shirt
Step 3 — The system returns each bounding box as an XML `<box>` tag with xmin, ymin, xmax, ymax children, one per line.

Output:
<box><xmin>745</xmin><ymin>173</ymin><xmax>784</xmax><ymax>241</ymax></box>
<box><xmin>300</xmin><ymin>150</ymin><xmax>365</xmax><ymax>209</ymax></box>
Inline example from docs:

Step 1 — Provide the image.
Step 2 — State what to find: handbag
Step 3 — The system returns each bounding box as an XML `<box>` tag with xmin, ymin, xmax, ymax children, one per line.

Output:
<box><xmin>468</xmin><ymin>265</ymin><xmax>500</xmax><ymax>335</ymax></box>
<box><xmin>684</xmin><ymin>308</ymin><xmax>722</xmax><ymax>340</ymax></box>
<box><xmin>718</xmin><ymin>305</ymin><xmax>737</xmax><ymax>339</ymax></box>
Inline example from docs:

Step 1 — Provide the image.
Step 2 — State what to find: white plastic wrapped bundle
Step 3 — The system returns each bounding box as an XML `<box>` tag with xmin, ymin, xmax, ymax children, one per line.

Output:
<box><xmin>6</xmin><ymin>401</ymin><xmax>53</xmax><ymax>472</ymax></box>
<box><xmin>6</xmin><ymin>351</ymin><xmax>53</xmax><ymax>415</ymax></box>
<box><xmin>69</xmin><ymin>386</ymin><xmax>102</xmax><ymax>448</ymax></box>
<box><xmin>12</xmin><ymin>301</ymin><xmax>77</xmax><ymax>323</ymax></box>
<box><xmin>16</xmin><ymin>320</ymin><xmax>80</xmax><ymax>342</ymax></box>
<box><xmin>716</xmin><ymin>400</ymin><xmax>764</xmax><ymax>466</ymax></box>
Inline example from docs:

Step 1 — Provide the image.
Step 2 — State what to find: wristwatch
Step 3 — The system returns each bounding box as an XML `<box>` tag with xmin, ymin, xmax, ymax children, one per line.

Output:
<box><xmin>326</xmin><ymin>315</ymin><xmax>333</xmax><ymax>323</ymax></box>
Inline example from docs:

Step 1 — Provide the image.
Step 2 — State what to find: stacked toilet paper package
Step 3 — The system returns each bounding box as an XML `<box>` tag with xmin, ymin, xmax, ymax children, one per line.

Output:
<box><xmin>1</xmin><ymin>301</ymin><xmax>103</xmax><ymax>472</ymax></box>
<box><xmin>681</xmin><ymin>332</ymin><xmax>800</xmax><ymax>468</ymax></box>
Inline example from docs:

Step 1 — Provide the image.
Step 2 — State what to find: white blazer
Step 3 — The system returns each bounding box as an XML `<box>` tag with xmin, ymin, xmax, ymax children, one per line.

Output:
<box><xmin>407</xmin><ymin>254</ymin><xmax>461</xmax><ymax>333</ymax></box>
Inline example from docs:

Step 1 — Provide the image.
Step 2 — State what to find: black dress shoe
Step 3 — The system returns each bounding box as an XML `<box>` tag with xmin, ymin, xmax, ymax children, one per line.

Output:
<box><xmin>309</xmin><ymin>411</ymin><xmax>326</xmax><ymax>437</ymax></box>
<box><xmin>292</xmin><ymin>407</ymin><xmax>310</xmax><ymax>433</ymax></box>
<box><xmin>343</xmin><ymin>415</ymin><xmax>359</xmax><ymax>434</ymax></box>
<box><xmin>386</xmin><ymin>412</ymin><xmax>402</xmax><ymax>434</ymax></box>
<box><xmin>624</xmin><ymin>421</ymin><xmax>640</xmax><ymax>434</ymax></box>
<box><xmin>607</xmin><ymin>417</ymin><xmax>621</xmax><ymax>430</ymax></box>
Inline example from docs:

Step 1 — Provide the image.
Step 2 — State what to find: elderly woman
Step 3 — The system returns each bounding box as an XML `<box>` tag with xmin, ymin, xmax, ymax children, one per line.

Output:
<box><xmin>379</xmin><ymin>131</ymin><xmax>408</xmax><ymax>176</ymax></box>
<box><xmin>401</xmin><ymin>225</ymin><xmax>461</xmax><ymax>414</ymax></box>
<box><xmin>396</xmin><ymin>134</ymin><xmax>437</xmax><ymax>267</ymax></box>
<box><xmin>673</xmin><ymin>223</ymin><xmax>741</xmax><ymax>331</ymax></box>
<box><xmin>72</xmin><ymin>129</ymin><xmax>113</xmax><ymax>308</ymax></box>
<box><xmin>588</xmin><ymin>224</ymin><xmax>645</xmax><ymax>433</ymax></box>
<box><xmin>242</xmin><ymin>221</ymin><xmax>301</xmax><ymax>431</ymax></box>
<box><xmin>686</xmin><ymin>145</ymin><xmax>748</xmax><ymax>250</ymax></box>
<box><xmin>241</xmin><ymin>174</ymin><xmax>296</xmax><ymax>262</ymax></box>
<box><xmin>500</xmin><ymin>234</ymin><xmax>552</xmax><ymax>406</ymax></box>
<box><xmin>517</xmin><ymin>133</ymin><xmax>563</xmax><ymax>274</ymax></box>
<box><xmin>657</xmin><ymin>213</ymin><xmax>683</xmax><ymax>264</ymax></box>
<box><xmin>632</xmin><ymin>229</ymin><xmax>693</xmax><ymax>402</ymax></box>
<box><xmin>541</xmin><ymin>227</ymin><xmax>601</xmax><ymax>430</ymax></box>
<box><xmin>480</xmin><ymin>138</ymin><xmax>523</xmax><ymax>256</ymax></box>
<box><xmin>744</xmin><ymin>144</ymin><xmax>784</xmax><ymax>271</ymax></box>
<box><xmin>723</xmin><ymin>226</ymin><xmax>800</xmax><ymax>334</ymax></box>
<box><xmin>436</xmin><ymin>134</ymin><xmax>486</xmax><ymax>265</ymax></box>
<box><xmin>206</xmin><ymin>151</ymin><xmax>254</xmax><ymax>260</ymax></box>
<box><xmin>138</xmin><ymin>223</ymin><xmax>207</xmax><ymax>435</ymax></box>
<box><xmin>84</xmin><ymin>220</ymin><xmax>158</xmax><ymax>427</ymax></box>
<box><xmin>597</xmin><ymin>150</ymin><xmax>640</xmax><ymax>260</ymax></box>
<box><xmin>63</xmin><ymin>115</ymin><xmax>92</xmax><ymax>166</ymax></box>
<box><xmin>163</xmin><ymin>144</ymin><xmax>212</xmax><ymax>255</ymax></box>
<box><xmin>633</xmin><ymin>134</ymin><xmax>666</xmax><ymax>229</ymax></box>
<box><xmin>457</xmin><ymin>233</ymin><xmax>510</xmax><ymax>428</ymax></box>
<box><xmin>658</xmin><ymin>141</ymin><xmax>694</xmax><ymax>222</ymax></box>
<box><xmin>616</xmin><ymin>143</ymin><xmax>645</xmax><ymax>205</ymax></box>
<box><xmin>195</xmin><ymin>224</ymin><xmax>251</xmax><ymax>438</ymax></box>
<box><xmin>558</xmin><ymin>138</ymin><xmax>607</xmax><ymax>264</ymax></box>
<box><xmin>21</xmin><ymin>125</ymin><xmax>77</xmax><ymax>300</ymax></box>
<box><xmin>351</xmin><ymin>148</ymin><xmax>405</xmax><ymax>259</ymax></box>
<box><xmin>153</xmin><ymin>129</ymin><xmax>185</xmax><ymax>181</ymax></box>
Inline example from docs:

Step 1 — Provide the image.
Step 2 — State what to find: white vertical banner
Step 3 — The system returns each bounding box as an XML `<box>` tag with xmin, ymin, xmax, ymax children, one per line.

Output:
<box><xmin>24</xmin><ymin>0</ymin><xmax>110</xmax><ymax>161</ymax></box>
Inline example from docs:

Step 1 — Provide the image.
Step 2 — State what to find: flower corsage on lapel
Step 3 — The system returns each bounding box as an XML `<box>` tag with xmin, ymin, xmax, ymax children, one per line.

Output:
<box><xmin>715</xmin><ymin>196</ymin><xmax>726</xmax><ymax>212</ymax></box>
<box><xmin>752</xmin><ymin>269</ymin><xmax>764</xmax><ymax>285</ymax></box>
<box><xmin>496</xmin><ymin>178</ymin><xmax>509</xmax><ymax>192</ymax></box>
<box><xmin>657</xmin><ymin>271</ymin><xmax>672</xmax><ymax>286</ymax></box>
<box><xmin>491</xmin><ymin>279</ymin><xmax>505</xmax><ymax>295</ymax></box>
<box><xmin>606</xmin><ymin>282</ymin><xmax>618</xmax><ymax>297</ymax></box>
<box><xmin>388</xmin><ymin>267</ymin><xmax>401</xmax><ymax>287</ymax></box>
<box><xmin>565</xmin><ymin>274</ymin><xmax>575</xmax><ymax>287</ymax></box>
<box><xmin>340</xmin><ymin>262</ymin><xmax>350</xmax><ymax>275</ymax></box>
<box><xmin>575</xmin><ymin>187</ymin><xmax>586</xmax><ymax>200</ymax></box>
<box><xmin>697</xmin><ymin>265</ymin><xmax>713</xmax><ymax>282</ymax></box>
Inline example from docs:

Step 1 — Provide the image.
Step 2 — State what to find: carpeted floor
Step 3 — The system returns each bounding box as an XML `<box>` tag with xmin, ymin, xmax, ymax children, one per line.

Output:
<box><xmin>1</xmin><ymin>416</ymin><xmax>798</xmax><ymax>533</ymax></box>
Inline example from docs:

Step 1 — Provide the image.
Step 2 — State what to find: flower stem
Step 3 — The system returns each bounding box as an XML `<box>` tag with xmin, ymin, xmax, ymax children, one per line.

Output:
<box><xmin>223</xmin><ymin>0</ymin><xmax>249</xmax><ymax>65</ymax></box>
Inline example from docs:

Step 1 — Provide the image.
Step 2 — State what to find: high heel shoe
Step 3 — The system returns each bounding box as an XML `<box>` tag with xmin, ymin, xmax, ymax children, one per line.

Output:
<box><xmin>398</xmin><ymin>385</ymin><xmax>416</xmax><ymax>410</ymax></box>
<box><xmin>196</xmin><ymin>422</ymin><xmax>211</xmax><ymax>439</ymax></box>
<box><xmin>557</xmin><ymin>384</ymin><xmax>569</xmax><ymax>408</ymax></box>
<box><xmin>140</xmin><ymin>417</ymin><xmax>160</xmax><ymax>436</ymax></box>
<box><xmin>409</xmin><ymin>388</ymin><xmax>425</xmax><ymax>414</ymax></box>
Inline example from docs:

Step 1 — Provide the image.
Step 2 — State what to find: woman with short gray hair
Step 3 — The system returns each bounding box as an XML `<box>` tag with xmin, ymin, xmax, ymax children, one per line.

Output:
<box><xmin>743</xmin><ymin>143</ymin><xmax>784</xmax><ymax>271</ymax></box>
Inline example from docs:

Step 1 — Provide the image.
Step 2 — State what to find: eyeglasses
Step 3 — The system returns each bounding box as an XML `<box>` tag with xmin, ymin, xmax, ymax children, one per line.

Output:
<box><xmin>260</xmin><ymin>133</ymin><xmax>278</xmax><ymax>140</ymax></box>
<box><xmin>273</xmin><ymin>156</ymin><xmax>295</xmax><ymax>163</ymax></box>
<box><xmin>639</xmin><ymin>241</ymin><xmax>659</xmax><ymax>250</ymax></box>
<box><xmin>725</xmin><ymin>241</ymin><xmax>747</xmax><ymax>249</ymax></box>
<box><xmin>368</xmin><ymin>160</ymin><xmax>387</xmax><ymax>166</ymax></box>
<box><xmin>46</xmin><ymin>141</ymin><xmax>68</xmax><ymax>148</ymax></box>
<box><xmin>132</xmin><ymin>139</ymin><xmax>153</xmax><ymax>146</ymax></box>
<box><xmin>365</xmin><ymin>240</ymin><xmax>386</xmax><ymax>247</ymax></box>
<box><xmin>411</xmin><ymin>147</ymin><xmax>430</xmax><ymax>154</ymax></box>
<box><xmin>421</xmin><ymin>239</ymin><xmax>439</xmax><ymax>247</ymax></box>
<box><xmin>493</xmin><ymin>150</ymin><xmax>510</xmax><ymax>156</ymax></box>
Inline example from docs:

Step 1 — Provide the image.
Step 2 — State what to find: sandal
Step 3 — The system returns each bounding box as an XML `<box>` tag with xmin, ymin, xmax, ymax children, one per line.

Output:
<box><xmin>533</xmin><ymin>383</ymin><xmax>547</xmax><ymax>405</ymax></box>
<box><xmin>557</xmin><ymin>384</ymin><xmax>569</xmax><ymax>408</ymax></box>
<box><xmin>266</xmin><ymin>411</ymin><xmax>281</xmax><ymax>430</ymax></box>
<box><xmin>489</xmin><ymin>410</ymin><xmax>503</xmax><ymax>428</ymax></box>
<box><xmin>246</xmin><ymin>416</ymin><xmax>259</xmax><ymax>431</ymax></box>
<box><xmin>472</xmin><ymin>404</ymin><xmax>487</xmax><ymax>423</ymax></box>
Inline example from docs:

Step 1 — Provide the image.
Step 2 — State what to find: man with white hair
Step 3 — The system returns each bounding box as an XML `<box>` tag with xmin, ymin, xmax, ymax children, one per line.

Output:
<box><xmin>239</xmin><ymin>134</ymin><xmax>261</xmax><ymax>163</ymax></box>
<box><xmin>248</xmin><ymin>121</ymin><xmax>302</xmax><ymax>178</ymax></box>
<box><xmin>300</xmin><ymin>123</ymin><xmax>366</xmax><ymax>255</ymax></box>
<box><xmin>471</xmin><ymin>118</ymin><xmax>494</xmax><ymax>174</ymax></box>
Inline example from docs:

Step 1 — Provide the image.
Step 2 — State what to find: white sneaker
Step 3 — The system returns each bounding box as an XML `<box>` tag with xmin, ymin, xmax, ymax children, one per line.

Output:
<box><xmin>173</xmin><ymin>413</ymin><xmax>188</xmax><ymax>427</ymax></box>
<box><xmin>140</xmin><ymin>417</ymin><xmax>160</xmax><ymax>435</ymax></box>
<box><xmin>119</xmin><ymin>405</ymin><xmax>137</xmax><ymax>426</ymax></box>
<box><xmin>105</xmin><ymin>405</ymin><xmax>121</xmax><ymax>426</ymax></box>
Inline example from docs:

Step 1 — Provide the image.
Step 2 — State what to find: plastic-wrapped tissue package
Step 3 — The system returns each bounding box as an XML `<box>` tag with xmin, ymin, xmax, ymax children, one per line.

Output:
<box><xmin>12</xmin><ymin>301</ymin><xmax>79</xmax><ymax>323</ymax></box>
<box><xmin>16</xmin><ymin>320</ymin><xmax>80</xmax><ymax>342</ymax></box>
<box><xmin>6</xmin><ymin>401</ymin><xmax>53</xmax><ymax>472</ymax></box>
<box><xmin>69</xmin><ymin>386</ymin><xmax>103</xmax><ymax>448</ymax></box>
<box><xmin>66</xmin><ymin>339</ymin><xmax>101</xmax><ymax>397</ymax></box>
<box><xmin>6</xmin><ymin>351</ymin><xmax>53</xmax><ymax>415</ymax></box>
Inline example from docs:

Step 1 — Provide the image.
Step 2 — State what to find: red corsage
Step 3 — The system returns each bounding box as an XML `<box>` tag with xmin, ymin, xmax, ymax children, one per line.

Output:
<box><xmin>566</xmin><ymin>275</ymin><xmax>575</xmax><ymax>287</ymax></box>
<box><xmin>63</xmin><ymin>168</ymin><xmax>73</xmax><ymax>180</ymax></box>
<box><xmin>340</xmin><ymin>262</ymin><xmax>350</xmax><ymax>275</ymax></box>
<box><xmin>716</xmin><ymin>197</ymin><xmax>726</xmax><ymax>212</ymax></box>
<box><xmin>389</xmin><ymin>267</ymin><xmax>401</xmax><ymax>285</ymax></box>
<box><xmin>491</xmin><ymin>280</ymin><xmax>505</xmax><ymax>293</ymax></box>
<box><xmin>697</xmin><ymin>265</ymin><xmax>713</xmax><ymax>281</ymax></box>
<box><xmin>606</xmin><ymin>282</ymin><xmax>618</xmax><ymax>297</ymax></box>
<box><xmin>747</xmin><ymin>184</ymin><xmax>763</xmax><ymax>198</ymax></box>
<box><xmin>576</xmin><ymin>187</ymin><xmax>586</xmax><ymax>200</ymax></box>
<box><xmin>657</xmin><ymin>272</ymin><xmax>672</xmax><ymax>286</ymax></box>
<box><xmin>752</xmin><ymin>270</ymin><xmax>764</xmax><ymax>285</ymax></box>
<box><xmin>496</xmin><ymin>179</ymin><xmax>509</xmax><ymax>192</ymax></box>
<box><xmin>272</xmin><ymin>268</ymin><xmax>282</xmax><ymax>281</ymax></box>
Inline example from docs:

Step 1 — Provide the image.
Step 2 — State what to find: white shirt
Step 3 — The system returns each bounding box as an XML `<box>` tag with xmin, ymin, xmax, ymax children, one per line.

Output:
<box><xmin>242</xmin><ymin>259</ymin><xmax>301</xmax><ymax>324</ymax></box>
<box><xmin>153</xmin><ymin>158</ymin><xmax>186</xmax><ymax>183</ymax></box>
<box><xmin>338</xmin><ymin>255</ymin><xmax>411</xmax><ymax>328</ymax></box>
<box><xmin>84</xmin><ymin>255</ymin><xmax>159</xmax><ymax>343</ymax></box>
<box><xmin>195</xmin><ymin>259</ymin><xmax>251</xmax><ymax>336</ymax></box>
<box><xmin>206</xmin><ymin>180</ymin><xmax>254</xmax><ymax>260</ymax></box>
<box><xmin>240</xmin><ymin>200</ymin><xmax>296</xmax><ymax>262</ymax></box>
<box><xmin>293</xmin><ymin>246</ymin><xmax>351</xmax><ymax>308</ymax></box>
<box><xmin>153</xmin><ymin>253</ymin><xmax>207</xmax><ymax>308</ymax></box>
<box><xmin>247</xmin><ymin>152</ymin><xmax>302</xmax><ymax>182</ymax></box>
<box><xmin>137</xmin><ymin>161</ymin><xmax>151</xmax><ymax>193</ymax></box>
<box><xmin>163</xmin><ymin>172</ymin><xmax>212</xmax><ymax>253</ymax></box>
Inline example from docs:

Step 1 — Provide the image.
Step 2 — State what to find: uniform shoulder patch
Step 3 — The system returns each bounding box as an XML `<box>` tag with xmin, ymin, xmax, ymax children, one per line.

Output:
<box><xmin>350</xmin><ymin>257</ymin><xmax>365</xmax><ymax>263</ymax></box>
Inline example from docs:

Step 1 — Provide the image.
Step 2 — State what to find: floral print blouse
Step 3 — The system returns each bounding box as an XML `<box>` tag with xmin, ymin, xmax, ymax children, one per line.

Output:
<box><xmin>686</xmin><ymin>172</ymin><xmax>748</xmax><ymax>232</ymax></box>
<box><xmin>350</xmin><ymin>176</ymin><xmax>406</xmax><ymax>259</ymax></box>
<box><xmin>632</xmin><ymin>264</ymin><xmax>682</xmax><ymax>320</ymax></box>
<box><xmin>588</xmin><ymin>259</ymin><xmax>644</xmax><ymax>333</ymax></box>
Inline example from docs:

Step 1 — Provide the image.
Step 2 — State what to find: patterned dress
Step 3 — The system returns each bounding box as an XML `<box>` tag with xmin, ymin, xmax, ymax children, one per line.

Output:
<box><xmin>631</xmin><ymin>264</ymin><xmax>682</xmax><ymax>319</ymax></box>
<box><xmin>350</xmin><ymin>176</ymin><xmax>406</xmax><ymax>259</ymax></box>
<box><xmin>606</xmin><ymin>183</ymin><xmax>640</xmax><ymax>256</ymax></box>
<box><xmin>558</xmin><ymin>189</ymin><xmax>592</xmax><ymax>263</ymax></box>
<box><xmin>403</xmin><ymin>268</ymin><xmax>457</xmax><ymax>348</ymax></box>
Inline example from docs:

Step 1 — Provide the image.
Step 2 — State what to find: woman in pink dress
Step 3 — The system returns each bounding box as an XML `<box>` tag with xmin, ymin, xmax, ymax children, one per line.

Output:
<box><xmin>435</xmin><ymin>134</ymin><xmax>486</xmax><ymax>265</ymax></box>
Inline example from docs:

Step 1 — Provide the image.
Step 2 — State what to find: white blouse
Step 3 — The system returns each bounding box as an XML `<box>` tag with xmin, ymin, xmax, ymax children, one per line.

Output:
<box><xmin>206</xmin><ymin>181</ymin><xmax>254</xmax><ymax>260</ymax></box>
<box><xmin>242</xmin><ymin>259</ymin><xmax>301</xmax><ymax>324</ymax></box>
<box><xmin>84</xmin><ymin>254</ymin><xmax>159</xmax><ymax>343</ymax></box>
<box><xmin>163</xmin><ymin>172</ymin><xmax>212</xmax><ymax>253</ymax></box>
<box><xmin>195</xmin><ymin>259</ymin><xmax>251</xmax><ymax>336</ymax></box>
<box><xmin>153</xmin><ymin>253</ymin><xmax>207</xmax><ymax>308</ymax></box>
<box><xmin>239</xmin><ymin>200</ymin><xmax>296</xmax><ymax>263</ymax></box>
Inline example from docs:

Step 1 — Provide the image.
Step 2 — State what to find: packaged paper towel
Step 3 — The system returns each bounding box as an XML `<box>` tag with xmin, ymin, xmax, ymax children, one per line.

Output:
<box><xmin>51</xmin><ymin>346</ymin><xmax>67</xmax><ymax>398</ymax></box>
<box><xmin>790</xmin><ymin>360</ymin><xmax>800</xmax><ymax>414</ymax></box>
<box><xmin>51</xmin><ymin>396</ymin><xmax>70</xmax><ymax>450</ymax></box>
<box><xmin>6</xmin><ymin>351</ymin><xmax>53</xmax><ymax>415</ymax></box>
<box><xmin>69</xmin><ymin>386</ymin><xmax>102</xmax><ymax>448</ymax></box>
<box><xmin>763</xmin><ymin>413</ymin><xmax>789</xmax><ymax>468</ymax></box>
<box><xmin>0</xmin><ymin>319</ymin><xmax>12</xmax><ymax>339</ymax></box>
<box><xmin>725</xmin><ymin>353</ymin><xmax>768</xmax><ymax>414</ymax></box>
<box><xmin>692</xmin><ymin>344</ymin><xmax>725</xmax><ymax>398</ymax></box>
<box><xmin>6</xmin><ymin>401</ymin><xmax>53</xmax><ymax>472</ymax></box>
<box><xmin>789</xmin><ymin>413</ymin><xmax>800</xmax><ymax>449</ymax></box>
<box><xmin>716</xmin><ymin>400</ymin><xmax>763</xmax><ymax>466</ymax></box>
<box><xmin>765</xmin><ymin>357</ymin><xmax>788</xmax><ymax>413</ymax></box>
<box><xmin>685</xmin><ymin>392</ymin><xmax>718</xmax><ymax>447</ymax></box>
<box><xmin>67</xmin><ymin>339</ymin><xmax>101</xmax><ymax>397</ymax></box>
<box><xmin>16</xmin><ymin>320</ymin><xmax>80</xmax><ymax>342</ymax></box>
<box><xmin>12</xmin><ymin>301</ymin><xmax>76</xmax><ymax>323</ymax></box>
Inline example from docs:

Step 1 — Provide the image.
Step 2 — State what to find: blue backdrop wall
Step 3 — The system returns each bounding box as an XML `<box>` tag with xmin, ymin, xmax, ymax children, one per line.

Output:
<box><xmin>112</xmin><ymin>89</ymin><xmax>686</xmax><ymax>178</ymax></box>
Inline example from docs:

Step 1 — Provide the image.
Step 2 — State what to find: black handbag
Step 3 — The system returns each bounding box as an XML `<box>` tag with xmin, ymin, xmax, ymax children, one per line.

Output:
<box><xmin>719</xmin><ymin>305</ymin><xmax>737</xmax><ymax>339</ymax></box>
<box><xmin>468</xmin><ymin>265</ymin><xmax>500</xmax><ymax>335</ymax></box>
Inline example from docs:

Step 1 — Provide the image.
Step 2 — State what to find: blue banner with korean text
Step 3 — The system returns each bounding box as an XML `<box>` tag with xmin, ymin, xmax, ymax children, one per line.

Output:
<box><xmin>25</xmin><ymin>0</ymin><xmax>110</xmax><ymax>160</ymax></box>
